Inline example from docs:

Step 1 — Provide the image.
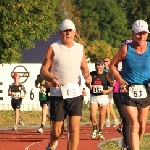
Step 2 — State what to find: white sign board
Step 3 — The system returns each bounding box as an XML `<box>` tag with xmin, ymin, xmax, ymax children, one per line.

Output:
<box><xmin>0</xmin><ymin>63</ymin><xmax>96</xmax><ymax>110</ymax></box>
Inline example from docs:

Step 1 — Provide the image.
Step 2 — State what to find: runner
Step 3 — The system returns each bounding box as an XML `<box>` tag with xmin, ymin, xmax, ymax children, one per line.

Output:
<box><xmin>35</xmin><ymin>74</ymin><xmax>49</xmax><ymax>133</ymax></box>
<box><xmin>103</xmin><ymin>57</ymin><xmax>119</xmax><ymax>127</ymax></box>
<box><xmin>109</xmin><ymin>20</ymin><xmax>150</xmax><ymax>150</ymax></box>
<box><xmin>107</xmin><ymin>39</ymin><xmax>132</xmax><ymax>149</ymax></box>
<box><xmin>87</xmin><ymin>59</ymin><xmax>113</xmax><ymax>140</ymax></box>
<box><xmin>40</xmin><ymin>19</ymin><xmax>91</xmax><ymax>150</ymax></box>
<box><xmin>8</xmin><ymin>72</ymin><xmax>26</xmax><ymax>131</ymax></box>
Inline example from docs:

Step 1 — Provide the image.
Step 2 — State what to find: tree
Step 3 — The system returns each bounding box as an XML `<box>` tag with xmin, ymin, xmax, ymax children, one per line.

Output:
<box><xmin>72</xmin><ymin>0</ymin><xmax>130</xmax><ymax>48</ymax></box>
<box><xmin>0</xmin><ymin>0</ymin><xmax>58</xmax><ymax>63</ymax></box>
<box><xmin>85</xmin><ymin>40</ymin><xmax>118</xmax><ymax>62</ymax></box>
<box><xmin>118</xmin><ymin>0</ymin><xmax>150</xmax><ymax>32</ymax></box>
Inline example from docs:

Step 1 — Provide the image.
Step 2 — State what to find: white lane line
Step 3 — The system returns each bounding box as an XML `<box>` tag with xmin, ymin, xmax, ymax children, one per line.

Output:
<box><xmin>24</xmin><ymin>139</ymin><xmax>48</xmax><ymax>150</ymax></box>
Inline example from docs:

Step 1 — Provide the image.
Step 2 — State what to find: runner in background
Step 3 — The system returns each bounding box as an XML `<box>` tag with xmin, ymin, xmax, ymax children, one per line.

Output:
<box><xmin>8</xmin><ymin>72</ymin><xmax>26</xmax><ymax>131</ymax></box>
<box><xmin>87</xmin><ymin>59</ymin><xmax>113</xmax><ymax>140</ymax></box>
<box><xmin>103</xmin><ymin>57</ymin><xmax>119</xmax><ymax>127</ymax></box>
<box><xmin>35</xmin><ymin>74</ymin><xmax>49</xmax><ymax>133</ymax></box>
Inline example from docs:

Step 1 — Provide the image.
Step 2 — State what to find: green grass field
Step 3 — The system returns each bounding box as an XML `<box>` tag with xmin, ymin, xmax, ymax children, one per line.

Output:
<box><xmin>101</xmin><ymin>134</ymin><xmax>150</xmax><ymax>150</ymax></box>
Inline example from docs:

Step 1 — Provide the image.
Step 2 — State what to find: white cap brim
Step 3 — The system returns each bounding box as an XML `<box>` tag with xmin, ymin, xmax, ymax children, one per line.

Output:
<box><xmin>59</xmin><ymin>19</ymin><xmax>76</xmax><ymax>31</ymax></box>
<box><xmin>133</xmin><ymin>28</ymin><xmax>150</xmax><ymax>33</ymax></box>
<box><xmin>60</xmin><ymin>25</ymin><xmax>76</xmax><ymax>31</ymax></box>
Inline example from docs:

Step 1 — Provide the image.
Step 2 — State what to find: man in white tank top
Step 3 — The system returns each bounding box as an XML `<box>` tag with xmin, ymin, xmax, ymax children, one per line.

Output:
<box><xmin>40</xmin><ymin>19</ymin><xmax>92</xmax><ymax>150</ymax></box>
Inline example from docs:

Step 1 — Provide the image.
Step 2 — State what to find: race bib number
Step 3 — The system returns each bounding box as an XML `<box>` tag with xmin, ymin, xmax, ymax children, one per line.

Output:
<box><xmin>12</xmin><ymin>92</ymin><xmax>21</xmax><ymax>99</ymax></box>
<box><xmin>129</xmin><ymin>85</ymin><xmax>147</xmax><ymax>99</ymax></box>
<box><xmin>61</xmin><ymin>83</ymin><xmax>80</xmax><ymax>99</ymax></box>
<box><xmin>93</xmin><ymin>85</ymin><xmax>103</xmax><ymax>93</ymax></box>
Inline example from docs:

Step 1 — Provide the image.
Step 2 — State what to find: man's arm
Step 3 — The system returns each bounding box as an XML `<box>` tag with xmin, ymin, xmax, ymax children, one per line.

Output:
<box><xmin>80</xmin><ymin>50</ymin><xmax>92</xmax><ymax>84</ymax></box>
<box><xmin>8</xmin><ymin>85</ymin><xmax>12</xmax><ymax>96</ymax></box>
<box><xmin>40</xmin><ymin>46</ymin><xmax>54</xmax><ymax>82</ymax></box>
<box><xmin>109</xmin><ymin>45</ymin><xmax>127</xmax><ymax>84</ymax></box>
<box><xmin>80</xmin><ymin>51</ymin><xmax>90</xmax><ymax>77</ymax></box>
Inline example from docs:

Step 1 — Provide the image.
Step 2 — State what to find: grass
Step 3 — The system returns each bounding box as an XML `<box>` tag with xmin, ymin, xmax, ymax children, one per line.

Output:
<box><xmin>102</xmin><ymin>134</ymin><xmax>150</xmax><ymax>150</ymax></box>
<box><xmin>0</xmin><ymin>103</ymin><xmax>150</xmax><ymax>126</ymax></box>
<box><xmin>0</xmin><ymin>110</ymin><xmax>49</xmax><ymax>127</ymax></box>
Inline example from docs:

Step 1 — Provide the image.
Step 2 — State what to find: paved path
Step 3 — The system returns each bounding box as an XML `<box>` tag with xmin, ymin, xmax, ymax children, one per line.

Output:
<box><xmin>0</xmin><ymin>123</ymin><xmax>150</xmax><ymax>150</ymax></box>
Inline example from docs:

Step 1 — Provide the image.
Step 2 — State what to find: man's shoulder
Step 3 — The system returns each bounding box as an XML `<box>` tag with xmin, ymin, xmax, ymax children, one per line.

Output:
<box><xmin>51</xmin><ymin>40</ymin><xmax>61</xmax><ymax>47</ymax></box>
<box><xmin>74</xmin><ymin>41</ymin><xmax>84</xmax><ymax>48</ymax></box>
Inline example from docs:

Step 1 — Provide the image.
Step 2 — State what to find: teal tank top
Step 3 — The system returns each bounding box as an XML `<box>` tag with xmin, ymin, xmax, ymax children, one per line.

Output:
<box><xmin>122</xmin><ymin>42</ymin><xmax>150</xmax><ymax>84</ymax></box>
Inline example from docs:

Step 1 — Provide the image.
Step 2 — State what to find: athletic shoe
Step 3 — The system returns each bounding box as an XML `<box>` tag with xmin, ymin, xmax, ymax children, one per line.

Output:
<box><xmin>117</xmin><ymin>126</ymin><xmax>123</xmax><ymax>134</ymax></box>
<box><xmin>97</xmin><ymin>132</ymin><xmax>105</xmax><ymax>140</ymax></box>
<box><xmin>12</xmin><ymin>125</ymin><xmax>17</xmax><ymax>131</ymax></box>
<box><xmin>37</xmin><ymin>127</ymin><xmax>43</xmax><ymax>133</ymax></box>
<box><xmin>121</xmin><ymin>146</ymin><xmax>131</xmax><ymax>150</ymax></box>
<box><xmin>105</xmin><ymin>119</ymin><xmax>111</xmax><ymax>127</ymax></box>
<box><xmin>19</xmin><ymin>117</ymin><xmax>24</xmax><ymax>127</ymax></box>
<box><xmin>91</xmin><ymin>130</ymin><xmax>97</xmax><ymax>138</ymax></box>
<box><xmin>113</xmin><ymin>119</ymin><xmax>120</xmax><ymax>127</ymax></box>
<box><xmin>45</xmin><ymin>141</ymin><xmax>58</xmax><ymax>150</ymax></box>
<box><xmin>64</xmin><ymin>127</ymin><xmax>67</xmax><ymax>132</ymax></box>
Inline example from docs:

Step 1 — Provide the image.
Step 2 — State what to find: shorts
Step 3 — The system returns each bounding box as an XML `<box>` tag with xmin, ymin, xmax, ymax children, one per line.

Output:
<box><xmin>123</xmin><ymin>84</ymin><xmax>150</xmax><ymax>109</ymax></box>
<box><xmin>11</xmin><ymin>99</ymin><xmax>22</xmax><ymax>111</ymax></box>
<box><xmin>90</xmin><ymin>95</ymin><xmax>109</xmax><ymax>106</ymax></box>
<box><xmin>50</xmin><ymin>96</ymin><xmax>83</xmax><ymax>121</ymax></box>
<box><xmin>40</xmin><ymin>100</ymin><xmax>48</xmax><ymax>107</ymax></box>
<box><xmin>46</xmin><ymin>88</ymin><xmax>50</xmax><ymax>102</ymax></box>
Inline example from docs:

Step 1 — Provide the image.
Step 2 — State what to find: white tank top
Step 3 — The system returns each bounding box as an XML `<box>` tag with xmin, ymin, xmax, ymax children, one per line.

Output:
<box><xmin>50</xmin><ymin>40</ymin><xmax>84</xmax><ymax>96</ymax></box>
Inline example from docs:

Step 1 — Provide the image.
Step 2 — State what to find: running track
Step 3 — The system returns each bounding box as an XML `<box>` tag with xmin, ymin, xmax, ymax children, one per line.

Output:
<box><xmin>0</xmin><ymin>124</ymin><xmax>150</xmax><ymax>150</ymax></box>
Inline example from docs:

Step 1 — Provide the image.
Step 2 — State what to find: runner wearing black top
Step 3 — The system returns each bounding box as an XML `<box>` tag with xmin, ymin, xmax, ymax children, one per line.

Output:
<box><xmin>8</xmin><ymin>72</ymin><xmax>26</xmax><ymax>131</ymax></box>
<box><xmin>87</xmin><ymin>60</ymin><xmax>113</xmax><ymax>140</ymax></box>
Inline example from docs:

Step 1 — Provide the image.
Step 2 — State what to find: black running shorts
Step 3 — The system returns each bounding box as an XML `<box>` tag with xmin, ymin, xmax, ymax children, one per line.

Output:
<box><xmin>122</xmin><ymin>84</ymin><xmax>150</xmax><ymax>109</ymax></box>
<box><xmin>11</xmin><ymin>99</ymin><xmax>22</xmax><ymax>111</ymax></box>
<box><xmin>50</xmin><ymin>96</ymin><xmax>83</xmax><ymax>121</ymax></box>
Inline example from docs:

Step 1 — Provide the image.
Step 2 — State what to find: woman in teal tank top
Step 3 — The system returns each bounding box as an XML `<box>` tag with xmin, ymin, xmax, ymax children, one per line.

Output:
<box><xmin>109</xmin><ymin>20</ymin><xmax>150</xmax><ymax>150</ymax></box>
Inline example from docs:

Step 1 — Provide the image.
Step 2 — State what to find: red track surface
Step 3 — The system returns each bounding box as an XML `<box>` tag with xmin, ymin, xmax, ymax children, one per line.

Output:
<box><xmin>0</xmin><ymin>124</ymin><xmax>150</xmax><ymax>150</ymax></box>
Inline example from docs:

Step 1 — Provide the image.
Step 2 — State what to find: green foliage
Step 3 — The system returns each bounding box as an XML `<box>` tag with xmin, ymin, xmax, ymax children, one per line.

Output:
<box><xmin>85</xmin><ymin>40</ymin><xmax>118</xmax><ymax>62</ymax></box>
<box><xmin>72</xmin><ymin>0</ymin><xmax>130</xmax><ymax>48</ymax></box>
<box><xmin>0</xmin><ymin>0</ymin><xmax>58</xmax><ymax>63</ymax></box>
<box><xmin>98</xmin><ymin>0</ymin><xmax>130</xmax><ymax>48</ymax></box>
<box><xmin>118</xmin><ymin>0</ymin><xmax>150</xmax><ymax>25</ymax></box>
<box><xmin>117</xmin><ymin>0</ymin><xmax>150</xmax><ymax>42</ymax></box>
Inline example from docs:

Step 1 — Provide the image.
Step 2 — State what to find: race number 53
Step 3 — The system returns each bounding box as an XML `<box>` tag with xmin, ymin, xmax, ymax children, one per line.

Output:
<box><xmin>93</xmin><ymin>85</ymin><xmax>103</xmax><ymax>93</ymax></box>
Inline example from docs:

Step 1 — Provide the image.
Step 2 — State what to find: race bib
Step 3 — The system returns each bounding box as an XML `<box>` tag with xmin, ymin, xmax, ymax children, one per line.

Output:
<box><xmin>93</xmin><ymin>85</ymin><xmax>103</xmax><ymax>93</ymax></box>
<box><xmin>129</xmin><ymin>85</ymin><xmax>147</xmax><ymax>99</ymax></box>
<box><xmin>12</xmin><ymin>92</ymin><xmax>21</xmax><ymax>99</ymax></box>
<box><xmin>61</xmin><ymin>83</ymin><xmax>80</xmax><ymax>99</ymax></box>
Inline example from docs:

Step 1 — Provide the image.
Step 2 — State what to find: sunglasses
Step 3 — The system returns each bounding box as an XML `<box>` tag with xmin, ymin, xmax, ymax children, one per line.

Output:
<box><xmin>104</xmin><ymin>61</ymin><xmax>108</xmax><ymax>62</ymax></box>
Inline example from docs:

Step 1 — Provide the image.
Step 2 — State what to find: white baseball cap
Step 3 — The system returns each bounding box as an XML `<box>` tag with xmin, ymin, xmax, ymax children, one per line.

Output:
<box><xmin>59</xmin><ymin>19</ymin><xmax>76</xmax><ymax>31</ymax></box>
<box><xmin>132</xmin><ymin>20</ymin><xmax>149</xmax><ymax>33</ymax></box>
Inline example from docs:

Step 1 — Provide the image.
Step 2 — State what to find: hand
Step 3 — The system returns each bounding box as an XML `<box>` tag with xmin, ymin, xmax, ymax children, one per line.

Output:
<box><xmin>21</xmin><ymin>96</ymin><xmax>25</xmax><ymax>99</ymax></box>
<box><xmin>82</xmin><ymin>90</ymin><xmax>87</xmax><ymax>96</ymax></box>
<box><xmin>102</xmin><ymin>90</ymin><xmax>107</xmax><ymax>95</ymax></box>
<box><xmin>51</xmin><ymin>77</ymin><xmax>60</xmax><ymax>87</ymax></box>
<box><xmin>11</xmin><ymin>92</ymin><xmax>15</xmax><ymax>96</ymax></box>
<box><xmin>119</xmin><ymin>80</ymin><xmax>128</xmax><ymax>93</ymax></box>
<box><xmin>110</xmin><ymin>80</ymin><xmax>116</xmax><ymax>87</ymax></box>
<box><xmin>84</xmin><ymin>74</ymin><xmax>92</xmax><ymax>85</ymax></box>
